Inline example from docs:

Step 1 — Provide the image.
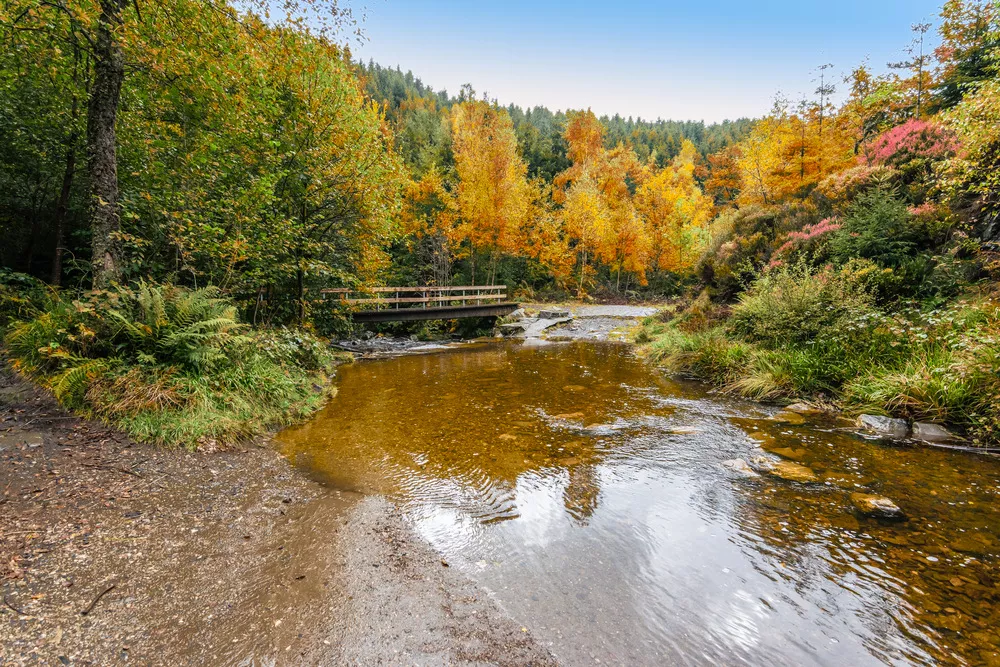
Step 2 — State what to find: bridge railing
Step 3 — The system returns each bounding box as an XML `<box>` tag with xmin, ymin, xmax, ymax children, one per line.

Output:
<box><xmin>321</xmin><ymin>285</ymin><xmax>508</xmax><ymax>311</ymax></box>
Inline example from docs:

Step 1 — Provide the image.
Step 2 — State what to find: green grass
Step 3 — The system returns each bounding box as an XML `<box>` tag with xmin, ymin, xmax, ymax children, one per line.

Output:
<box><xmin>5</xmin><ymin>283</ymin><xmax>345</xmax><ymax>449</ymax></box>
<box><xmin>636</xmin><ymin>279</ymin><xmax>1000</xmax><ymax>444</ymax></box>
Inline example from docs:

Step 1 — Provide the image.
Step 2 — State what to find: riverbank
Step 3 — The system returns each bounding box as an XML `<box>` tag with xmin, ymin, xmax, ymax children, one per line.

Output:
<box><xmin>633</xmin><ymin>279</ymin><xmax>1000</xmax><ymax>446</ymax></box>
<box><xmin>0</xmin><ymin>367</ymin><xmax>555</xmax><ymax>665</ymax></box>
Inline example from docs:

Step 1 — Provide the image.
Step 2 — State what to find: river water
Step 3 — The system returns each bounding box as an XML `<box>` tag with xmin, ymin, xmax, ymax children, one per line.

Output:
<box><xmin>277</xmin><ymin>340</ymin><xmax>1000</xmax><ymax>666</ymax></box>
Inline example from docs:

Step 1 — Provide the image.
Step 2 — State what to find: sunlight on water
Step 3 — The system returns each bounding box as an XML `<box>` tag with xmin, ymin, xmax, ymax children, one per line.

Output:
<box><xmin>278</xmin><ymin>341</ymin><xmax>1000</xmax><ymax>666</ymax></box>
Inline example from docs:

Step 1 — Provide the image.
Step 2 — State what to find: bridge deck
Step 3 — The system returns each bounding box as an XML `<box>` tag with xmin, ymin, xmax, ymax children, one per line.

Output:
<box><xmin>326</xmin><ymin>285</ymin><xmax>518</xmax><ymax>323</ymax></box>
<box><xmin>350</xmin><ymin>302</ymin><xmax>520</xmax><ymax>323</ymax></box>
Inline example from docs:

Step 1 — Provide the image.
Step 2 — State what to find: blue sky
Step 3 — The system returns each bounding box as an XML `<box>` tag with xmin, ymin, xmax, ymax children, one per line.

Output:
<box><xmin>351</xmin><ymin>0</ymin><xmax>945</xmax><ymax>123</ymax></box>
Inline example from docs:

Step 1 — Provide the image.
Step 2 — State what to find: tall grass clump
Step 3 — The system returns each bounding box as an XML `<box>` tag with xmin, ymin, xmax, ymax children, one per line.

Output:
<box><xmin>843</xmin><ymin>301</ymin><xmax>1000</xmax><ymax>444</ymax></box>
<box><xmin>5</xmin><ymin>282</ymin><xmax>339</xmax><ymax>449</ymax></box>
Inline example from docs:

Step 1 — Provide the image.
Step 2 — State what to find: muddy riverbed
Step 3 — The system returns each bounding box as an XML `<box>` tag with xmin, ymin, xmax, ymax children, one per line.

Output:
<box><xmin>279</xmin><ymin>340</ymin><xmax>1000</xmax><ymax>666</ymax></box>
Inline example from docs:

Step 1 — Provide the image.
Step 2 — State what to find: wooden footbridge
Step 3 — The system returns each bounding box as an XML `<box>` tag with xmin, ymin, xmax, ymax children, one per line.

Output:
<box><xmin>323</xmin><ymin>285</ymin><xmax>519</xmax><ymax>323</ymax></box>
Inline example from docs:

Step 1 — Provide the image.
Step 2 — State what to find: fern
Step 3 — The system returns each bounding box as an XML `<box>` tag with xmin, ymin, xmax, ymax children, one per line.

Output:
<box><xmin>50</xmin><ymin>358</ymin><xmax>112</xmax><ymax>407</ymax></box>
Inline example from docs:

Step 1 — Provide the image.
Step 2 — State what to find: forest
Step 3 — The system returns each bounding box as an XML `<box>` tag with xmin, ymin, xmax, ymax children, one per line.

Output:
<box><xmin>1</xmin><ymin>0</ymin><xmax>999</xmax><ymax>446</ymax></box>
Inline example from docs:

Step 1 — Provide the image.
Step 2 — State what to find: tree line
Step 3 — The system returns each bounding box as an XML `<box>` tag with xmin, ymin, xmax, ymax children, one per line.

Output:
<box><xmin>1</xmin><ymin>0</ymin><xmax>999</xmax><ymax>318</ymax></box>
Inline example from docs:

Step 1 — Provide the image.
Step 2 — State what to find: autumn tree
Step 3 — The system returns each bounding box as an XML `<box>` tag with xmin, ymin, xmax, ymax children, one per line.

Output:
<box><xmin>0</xmin><ymin>0</ymin><xmax>361</xmax><ymax>289</ymax></box>
<box><xmin>636</xmin><ymin>140</ymin><xmax>714</xmax><ymax>272</ymax></box>
<box><xmin>735</xmin><ymin>113</ymin><xmax>793</xmax><ymax>205</ymax></box>
<box><xmin>556</xmin><ymin>111</ymin><xmax>650</xmax><ymax>293</ymax></box>
<box><xmin>451</xmin><ymin>99</ymin><xmax>532</xmax><ymax>285</ymax></box>
<box><xmin>934</xmin><ymin>0</ymin><xmax>1000</xmax><ymax>109</ymax></box>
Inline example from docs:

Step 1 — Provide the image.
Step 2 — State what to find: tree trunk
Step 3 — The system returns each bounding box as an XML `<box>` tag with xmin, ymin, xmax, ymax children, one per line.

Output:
<box><xmin>52</xmin><ymin>103</ymin><xmax>79</xmax><ymax>286</ymax></box>
<box><xmin>297</xmin><ymin>263</ymin><xmax>306</xmax><ymax>325</ymax></box>
<box><xmin>87</xmin><ymin>0</ymin><xmax>127</xmax><ymax>289</ymax></box>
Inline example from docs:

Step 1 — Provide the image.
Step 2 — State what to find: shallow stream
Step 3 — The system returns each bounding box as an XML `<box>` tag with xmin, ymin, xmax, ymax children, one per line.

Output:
<box><xmin>277</xmin><ymin>340</ymin><xmax>1000</xmax><ymax>666</ymax></box>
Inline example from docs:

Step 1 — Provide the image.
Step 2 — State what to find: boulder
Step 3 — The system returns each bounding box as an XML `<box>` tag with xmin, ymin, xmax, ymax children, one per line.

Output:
<box><xmin>857</xmin><ymin>414</ymin><xmax>910</xmax><ymax>439</ymax></box>
<box><xmin>769</xmin><ymin>446</ymin><xmax>808</xmax><ymax>462</ymax></box>
<box><xmin>538</xmin><ymin>309</ymin><xmax>571</xmax><ymax>319</ymax></box>
<box><xmin>722</xmin><ymin>458</ymin><xmax>760</xmax><ymax>478</ymax></box>
<box><xmin>499</xmin><ymin>322</ymin><xmax>527</xmax><ymax>337</ymax></box>
<box><xmin>850</xmin><ymin>492</ymin><xmax>905</xmax><ymax>520</ymax></box>
<box><xmin>912</xmin><ymin>422</ymin><xmax>957</xmax><ymax>443</ymax></box>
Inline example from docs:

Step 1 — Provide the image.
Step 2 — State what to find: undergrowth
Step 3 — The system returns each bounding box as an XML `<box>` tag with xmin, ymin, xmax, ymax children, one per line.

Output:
<box><xmin>635</xmin><ymin>263</ymin><xmax>1000</xmax><ymax>445</ymax></box>
<box><xmin>4</xmin><ymin>282</ymin><xmax>344</xmax><ymax>449</ymax></box>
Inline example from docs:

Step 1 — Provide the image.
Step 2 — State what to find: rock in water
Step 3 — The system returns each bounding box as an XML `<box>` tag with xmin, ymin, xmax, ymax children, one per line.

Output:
<box><xmin>721</xmin><ymin>459</ymin><xmax>760</xmax><ymax>478</ymax></box>
<box><xmin>857</xmin><ymin>414</ymin><xmax>910</xmax><ymax>439</ymax></box>
<box><xmin>499</xmin><ymin>322</ymin><xmax>527</xmax><ymax>337</ymax></box>
<box><xmin>769</xmin><ymin>446</ymin><xmax>808</xmax><ymax>462</ymax></box>
<box><xmin>771</xmin><ymin>410</ymin><xmax>807</xmax><ymax>425</ymax></box>
<box><xmin>850</xmin><ymin>493</ymin><xmax>905</xmax><ymax>520</ymax></box>
<box><xmin>784</xmin><ymin>402</ymin><xmax>824</xmax><ymax>415</ymax></box>
<box><xmin>752</xmin><ymin>457</ymin><xmax>819</xmax><ymax>483</ymax></box>
<box><xmin>912</xmin><ymin>422</ymin><xmax>957</xmax><ymax>443</ymax></box>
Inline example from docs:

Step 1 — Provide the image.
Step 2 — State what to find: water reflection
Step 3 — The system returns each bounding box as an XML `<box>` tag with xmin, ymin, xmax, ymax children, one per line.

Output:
<box><xmin>277</xmin><ymin>341</ymin><xmax>1000</xmax><ymax>666</ymax></box>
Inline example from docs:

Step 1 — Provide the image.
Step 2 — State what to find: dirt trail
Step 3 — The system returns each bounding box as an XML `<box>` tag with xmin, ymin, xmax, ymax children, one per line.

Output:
<box><xmin>0</xmin><ymin>369</ymin><xmax>554</xmax><ymax>666</ymax></box>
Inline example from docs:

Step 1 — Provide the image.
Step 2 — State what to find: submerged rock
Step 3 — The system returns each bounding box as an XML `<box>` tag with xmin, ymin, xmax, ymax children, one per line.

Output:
<box><xmin>829</xmin><ymin>514</ymin><xmax>861</xmax><ymax>531</ymax></box>
<box><xmin>857</xmin><ymin>414</ymin><xmax>910</xmax><ymax>439</ymax></box>
<box><xmin>722</xmin><ymin>458</ymin><xmax>760</xmax><ymax>478</ymax></box>
<box><xmin>784</xmin><ymin>402</ymin><xmax>824</xmax><ymax>415</ymax></box>
<box><xmin>752</xmin><ymin>457</ymin><xmax>819</xmax><ymax>483</ymax></box>
<box><xmin>912</xmin><ymin>422</ymin><xmax>958</xmax><ymax>443</ymax></box>
<box><xmin>771</xmin><ymin>410</ymin><xmax>807</xmax><ymax>425</ymax></box>
<box><xmin>950</xmin><ymin>534</ymin><xmax>991</xmax><ymax>555</ymax></box>
<box><xmin>769</xmin><ymin>446</ymin><xmax>808</xmax><ymax>462</ymax></box>
<box><xmin>850</xmin><ymin>492</ymin><xmax>905</xmax><ymax>520</ymax></box>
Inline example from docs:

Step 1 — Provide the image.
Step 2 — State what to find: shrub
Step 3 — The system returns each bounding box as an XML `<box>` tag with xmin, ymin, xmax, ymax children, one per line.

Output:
<box><xmin>0</xmin><ymin>269</ymin><xmax>50</xmax><ymax>328</ymax></box>
<box><xmin>865</xmin><ymin>119</ymin><xmax>960</xmax><ymax>202</ymax></box>
<box><xmin>697</xmin><ymin>206</ymin><xmax>779</xmax><ymax>299</ymax></box>
<box><xmin>829</xmin><ymin>188</ymin><xmax>919</xmax><ymax>268</ymax></box>
<box><xmin>770</xmin><ymin>217</ymin><xmax>841</xmax><ymax>266</ymax></box>
<box><xmin>5</xmin><ymin>283</ymin><xmax>336</xmax><ymax>449</ymax></box>
<box><xmin>728</xmin><ymin>262</ymin><xmax>874</xmax><ymax>346</ymax></box>
<box><xmin>813</xmin><ymin>164</ymin><xmax>899</xmax><ymax>213</ymax></box>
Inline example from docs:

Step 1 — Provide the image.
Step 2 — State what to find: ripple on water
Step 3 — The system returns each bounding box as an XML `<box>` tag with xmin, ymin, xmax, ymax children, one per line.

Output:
<box><xmin>277</xmin><ymin>340</ymin><xmax>1000</xmax><ymax>666</ymax></box>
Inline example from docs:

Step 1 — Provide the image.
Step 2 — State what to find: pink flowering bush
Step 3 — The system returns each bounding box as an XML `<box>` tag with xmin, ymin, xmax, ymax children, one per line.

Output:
<box><xmin>866</xmin><ymin>119</ymin><xmax>960</xmax><ymax>168</ymax></box>
<box><xmin>865</xmin><ymin>120</ymin><xmax>960</xmax><ymax>202</ymax></box>
<box><xmin>814</xmin><ymin>164</ymin><xmax>898</xmax><ymax>211</ymax></box>
<box><xmin>771</xmin><ymin>217</ymin><xmax>842</xmax><ymax>265</ymax></box>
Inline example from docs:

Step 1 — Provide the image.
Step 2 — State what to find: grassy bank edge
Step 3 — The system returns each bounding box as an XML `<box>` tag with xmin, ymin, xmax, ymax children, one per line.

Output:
<box><xmin>631</xmin><ymin>292</ymin><xmax>1000</xmax><ymax>446</ymax></box>
<box><xmin>2</xmin><ymin>282</ymin><xmax>355</xmax><ymax>450</ymax></box>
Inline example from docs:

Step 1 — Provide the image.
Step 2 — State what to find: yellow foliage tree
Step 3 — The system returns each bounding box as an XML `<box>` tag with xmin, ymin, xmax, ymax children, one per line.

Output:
<box><xmin>451</xmin><ymin>100</ymin><xmax>532</xmax><ymax>285</ymax></box>
<box><xmin>636</xmin><ymin>140</ymin><xmax>714</xmax><ymax>272</ymax></box>
<box><xmin>735</xmin><ymin>114</ymin><xmax>795</xmax><ymax>205</ymax></box>
<box><xmin>556</xmin><ymin>112</ymin><xmax>651</xmax><ymax>293</ymax></box>
<box><xmin>400</xmin><ymin>168</ymin><xmax>457</xmax><ymax>286</ymax></box>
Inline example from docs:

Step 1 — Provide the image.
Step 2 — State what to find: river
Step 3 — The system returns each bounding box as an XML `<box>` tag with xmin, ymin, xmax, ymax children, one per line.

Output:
<box><xmin>277</xmin><ymin>340</ymin><xmax>1000</xmax><ymax>666</ymax></box>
